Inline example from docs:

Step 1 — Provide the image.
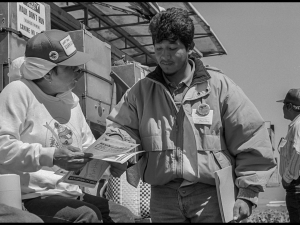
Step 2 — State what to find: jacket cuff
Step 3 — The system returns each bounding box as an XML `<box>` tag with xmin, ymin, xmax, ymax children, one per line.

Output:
<box><xmin>237</xmin><ymin>188</ymin><xmax>259</xmax><ymax>207</ymax></box>
<box><xmin>283</xmin><ymin>174</ymin><xmax>293</xmax><ymax>184</ymax></box>
<box><xmin>39</xmin><ymin>146</ymin><xmax>55</xmax><ymax>167</ymax></box>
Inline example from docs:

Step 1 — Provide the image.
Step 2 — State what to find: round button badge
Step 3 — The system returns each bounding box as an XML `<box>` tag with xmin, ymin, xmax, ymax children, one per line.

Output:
<box><xmin>49</xmin><ymin>51</ymin><xmax>59</xmax><ymax>61</ymax></box>
<box><xmin>197</xmin><ymin>103</ymin><xmax>210</xmax><ymax>116</ymax></box>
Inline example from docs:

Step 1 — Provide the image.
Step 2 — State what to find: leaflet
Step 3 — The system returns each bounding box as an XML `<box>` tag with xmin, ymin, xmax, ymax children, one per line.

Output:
<box><xmin>84</xmin><ymin>134</ymin><xmax>140</xmax><ymax>159</ymax></box>
<box><xmin>55</xmin><ymin>134</ymin><xmax>142</xmax><ymax>188</ymax></box>
<box><xmin>59</xmin><ymin>159</ymin><xmax>110</xmax><ymax>188</ymax></box>
<box><xmin>101</xmin><ymin>151</ymin><xmax>144</xmax><ymax>164</ymax></box>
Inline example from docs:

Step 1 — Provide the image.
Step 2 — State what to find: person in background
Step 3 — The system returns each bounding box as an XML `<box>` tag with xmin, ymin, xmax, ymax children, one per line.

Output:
<box><xmin>277</xmin><ymin>88</ymin><xmax>300</xmax><ymax>223</ymax></box>
<box><xmin>0</xmin><ymin>29</ymin><xmax>135</xmax><ymax>223</ymax></box>
<box><xmin>105</xmin><ymin>7</ymin><xmax>277</xmax><ymax>223</ymax></box>
<box><xmin>0</xmin><ymin>203</ymin><xmax>44</xmax><ymax>223</ymax></box>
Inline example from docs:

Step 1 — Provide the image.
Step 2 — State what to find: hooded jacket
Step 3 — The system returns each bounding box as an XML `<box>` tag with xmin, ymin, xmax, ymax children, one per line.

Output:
<box><xmin>106</xmin><ymin>57</ymin><xmax>277</xmax><ymax>205</ymax></box>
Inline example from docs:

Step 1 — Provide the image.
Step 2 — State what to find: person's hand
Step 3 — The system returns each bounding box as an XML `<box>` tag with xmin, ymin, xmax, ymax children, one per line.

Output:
<box><xmin>109</xmin><ymin>161</ymin><xmax>128</xmax><ymax>177</ymax></box>
<box><xmin>282</xmin><ymin>178</ymin><xmax>291</xmax><ymax>189</ymax></box>
<box><xmin>232</xmin><ymin>198</ymin><xmax>253</xmax><ymax>223</ymax></box>
<box><xmin>53</xmin><ymin>145</ymin><xmax>93</xmax><ymax>171</ymax></box>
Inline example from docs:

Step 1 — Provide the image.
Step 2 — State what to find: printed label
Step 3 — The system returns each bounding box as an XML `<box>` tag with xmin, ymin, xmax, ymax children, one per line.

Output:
<box><xmin>192</xmin><ymin>109</ymin><xmax>213</xmax><ymax>125</ymax></box>
<box><xmin>60</xmin><ymin>35</ymin><xmax>76</xmax><ymax>56</ymax></box>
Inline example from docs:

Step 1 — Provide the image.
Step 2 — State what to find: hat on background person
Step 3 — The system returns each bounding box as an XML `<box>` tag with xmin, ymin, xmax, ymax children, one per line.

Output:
<box><xmin>277</xmin><ymin>88</ymin><xmax>300</xmax><ymax>106</ymax></box>
<box><xmin>20</xmin><ymin>29</ymin><xmax>93</xmax><ymax>80</ymax></box>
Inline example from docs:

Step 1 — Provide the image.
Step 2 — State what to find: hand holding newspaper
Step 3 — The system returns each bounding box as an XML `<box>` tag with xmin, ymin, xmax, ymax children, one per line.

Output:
<box><xmin>56</xmin><ymin>134</ymin><xmax>142</xmax><ymax>188</ymax></box>
<box><xmin>84</xmin><ymin>134</ymin><xmax>142</xmax><ymax>163</ymax></box>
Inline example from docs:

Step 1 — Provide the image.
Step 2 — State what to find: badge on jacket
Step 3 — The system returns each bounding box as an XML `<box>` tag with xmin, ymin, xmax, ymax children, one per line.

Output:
<box><xmin>192</xmin><ymin>105</ymin><xmax>213</xmax><ymax>125</ymax></box>
<box><xmin>197</xmin><ymin>103</ymin><xmax>210</xmax><ymax>116</ymax></box>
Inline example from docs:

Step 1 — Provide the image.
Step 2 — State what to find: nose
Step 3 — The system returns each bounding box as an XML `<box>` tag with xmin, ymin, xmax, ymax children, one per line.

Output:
<box><xmin>73</xmin><ymin>67</ymin><xmax>84</xmax><ymax>81</ymax></box>
<box><xmin>160</xmin><ymin>49</ymin><xmax>171</xmax><ymax>60</ymax></box>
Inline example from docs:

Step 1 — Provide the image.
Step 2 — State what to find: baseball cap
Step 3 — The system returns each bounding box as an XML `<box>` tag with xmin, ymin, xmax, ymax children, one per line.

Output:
<box><xmin>276</xmin><ymin>88</ymin><xmax>300</xmax><ymax>105</ymax></box>
<box><xmin>25</xmin><ymin>29</ymin><xmax>92</xmax><ymax>66</ymax></box>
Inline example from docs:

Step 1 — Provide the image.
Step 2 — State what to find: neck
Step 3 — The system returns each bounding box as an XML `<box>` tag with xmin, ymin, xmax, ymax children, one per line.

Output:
<box><xmin>164</xmin><ymin>59</ymin><xmax>191</xmax><ymax>86</ymax></box>
<box><xmin>290</xmin><ymin>113</ymin><xmax>300</xmax><ymax>121</ymax></box>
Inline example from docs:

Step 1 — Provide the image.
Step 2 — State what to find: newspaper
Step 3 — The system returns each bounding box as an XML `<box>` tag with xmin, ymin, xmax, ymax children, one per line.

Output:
<box><xmin>56</xmin><ymin>134</ymin><xmax>142</xmax><ymax>188</ymax></box>
<box><xmin>57</xmin><ymin>159</ymin><xmax>110</xmax><ymax>188</ymax></box>
<box><xmin>84</xmin><ymin>134</ymin><xmax>140</xmax><ymax>160</ymax></box>
<box><xmin>101</xmin><ymin>151</ymin><xmax>144</xmax><ymax>163</ymax></box>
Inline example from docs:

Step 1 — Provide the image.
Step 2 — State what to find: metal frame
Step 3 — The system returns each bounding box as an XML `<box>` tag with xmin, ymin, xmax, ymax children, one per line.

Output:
<box><xmin>50</xmin><ymin>2</ymin><xmax>227</xmax><ymax>67</ymax></box>
<box><xmin>88</xmin><ymin>21</ymin><xmax>149</xmax><ymax>31</ymax></box>
<box><xmin>76</xmin><ymin>2</ymin><xmax>156</xmax><ymax>64</ymax></box>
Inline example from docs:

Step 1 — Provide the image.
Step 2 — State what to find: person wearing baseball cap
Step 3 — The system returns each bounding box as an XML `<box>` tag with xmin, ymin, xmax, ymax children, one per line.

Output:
<box><xmin>277</xmin><ymin>88</ymin><xmax>300</xmax><ymax>223</ymax></box>
<box><xmin>0</xmin><ymin>29</ymin><xmax>135</xmax><ymax>223</ymax></box>
<box><xmin>277</xmin><ymin>88</ymin><xmax>300</xmax><ymax>117</ymax></box>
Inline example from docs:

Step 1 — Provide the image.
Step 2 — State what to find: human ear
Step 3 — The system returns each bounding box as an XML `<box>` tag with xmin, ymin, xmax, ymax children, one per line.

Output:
<box><xmin>43</xmin><ymin>72</ymin><xmax>52</xmax><ymax>83</ymax></box>
<box><xmin>286</xmin><ymin>103</ymin><xmax>292</xmax><ymax>111</ymax></box>
<box><xmin>188</xmin><ymin>42</ymin><xmax>195</xmax><ymax>54</ymax></box>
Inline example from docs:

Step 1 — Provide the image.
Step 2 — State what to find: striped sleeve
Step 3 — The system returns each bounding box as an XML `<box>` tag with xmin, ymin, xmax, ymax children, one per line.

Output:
<box><xmin>282</xmin><ymin>124</ymin><xmax>300</xmax><ymax>183</ymax></box>
<box><xmin>282</xmin><ymin>150</ymin><xmax>300</xmax><ymax>183</ymax></box>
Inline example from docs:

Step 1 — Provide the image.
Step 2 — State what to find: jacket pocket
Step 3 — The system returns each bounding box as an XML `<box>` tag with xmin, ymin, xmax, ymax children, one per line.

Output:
<box><xmin>196</xmin><ymin>134</ymin><xmax>221</xmax><ymax>151</ymax></box>
<box><xmin>197</xmin><ymin>134</ymin><xmax>233</xmax><ymax>167</ymax></box>
<box><xmin>137</xmin><ymin>150</ymin><xmax>176</xmax><ymax>185</ymax></box>
<box><xmin>197</xmin><ymin>150</ymin><xmax>220</xmax><ymax>185</ymax></box>
<box><xmin>196</xmin><ymin>134</ymin><xmax>233</xmax><ymax>184</ymax></box>
<box><xmin>141</xmin><ymin>135</ymin><xmax>175</xmax><ymax>152</ymax></box>
<box><xmin>211</xmin><ymin>150</ymin><xmax>233</xmax><ymax>169</ymax></box>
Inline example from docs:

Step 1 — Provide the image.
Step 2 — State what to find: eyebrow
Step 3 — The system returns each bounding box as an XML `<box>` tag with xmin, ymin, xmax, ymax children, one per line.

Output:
<box><xmin>155</xmin><ymin>39</ymin><xmax>178</xmax><ymax>44</ymax></box>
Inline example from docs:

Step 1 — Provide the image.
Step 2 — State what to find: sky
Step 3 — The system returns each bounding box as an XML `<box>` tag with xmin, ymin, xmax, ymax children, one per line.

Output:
<box><xmin>194</xmin><ymin>2</ymin><xmax>300</xmax><ymax>159</ymax></box>
<box><xmin>192</xmin><ymin>2</ymin><xmax>300</xmax><ymax>203</ymax></box>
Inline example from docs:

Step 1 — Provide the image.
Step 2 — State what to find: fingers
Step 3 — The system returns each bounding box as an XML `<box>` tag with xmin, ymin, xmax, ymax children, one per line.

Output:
<box><xmin>69</xmin><ymin>158</ymin><xmax>92</xmax><ymax>164</ymax></box>
<box><xmin>64</xmin><ymin>146</ymin><xmax>93</xmax><ymax>158</ymax></box>
<box><xmin>53</xmin><ymin>146</ymin><xmax>93</xmax><ymax>170</ymax></box>
<box><xmin>67</xmin><ymin>145</ymin><xmax>92</xmax><ymax>155</ymax></box>
<box><xmin>233</xmin><ymin>202</ymin><xmax>240</xmax><ymax>222</ymax></box>
<box><xmin>53</xmin><ymin>153</ymin><xmax>92</xmax><ymax>171</ymax></box>
<box><xmin>67</xmin><ymin>145</ymin><xmax>81</xmax><ymax>152</ymax></box>
<box><xmin>232</xmin><ymin>199</ymin><xmax>252</xmax><ymax>223</ymax></box>
<box><xmin>83</xmin><ymin>152</ymin><xmax>93</xmax><ymax>158</ymax></box>
<box><xmin>72</xmin><ymin>152</ymin><xmax>93</xmax><ymax>159</ymax></box>
<box><xmin>54</xmin><ymin>146</ymin><xmax>80</xmax><ymax>158</ymax></box>
<box><xmin>67</xmin><ymin>146</ymin><xmax>93</xmax><ymax>158</ymax></box>
<box><xmin>58</xmin><ymin>159</ymin><xmax>91</xmax><ymax>171</ymax></box>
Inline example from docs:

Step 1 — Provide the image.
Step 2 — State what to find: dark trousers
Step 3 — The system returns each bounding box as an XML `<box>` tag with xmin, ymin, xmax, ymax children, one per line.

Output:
<box><xmin>286</xmin><ymin>192</ymin><xmax>300</xmax><ymax>223</ymax></box>
<box><xmin>23</xmin><ymin>193</ymin><xmax>135</xmax><ymax>223</ymax></box>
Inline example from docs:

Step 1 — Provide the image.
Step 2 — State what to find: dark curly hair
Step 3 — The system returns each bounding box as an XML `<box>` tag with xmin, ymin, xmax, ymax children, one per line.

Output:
<box><xmin>149</xmin><ymin>7</ymin><xmax>194</xmax><ymax>49</ymax></box>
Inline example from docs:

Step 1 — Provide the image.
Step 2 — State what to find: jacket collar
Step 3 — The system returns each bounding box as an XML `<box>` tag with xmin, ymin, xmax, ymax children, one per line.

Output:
<box><xmin>289</xmin><ymin>113</ymin><xmax>300</xmax><ymax>128</ymax></box>
<box><xmin>146</xmin><ymin>56</ymin><xmax>211</xmax><ymax>88</ymax></box>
